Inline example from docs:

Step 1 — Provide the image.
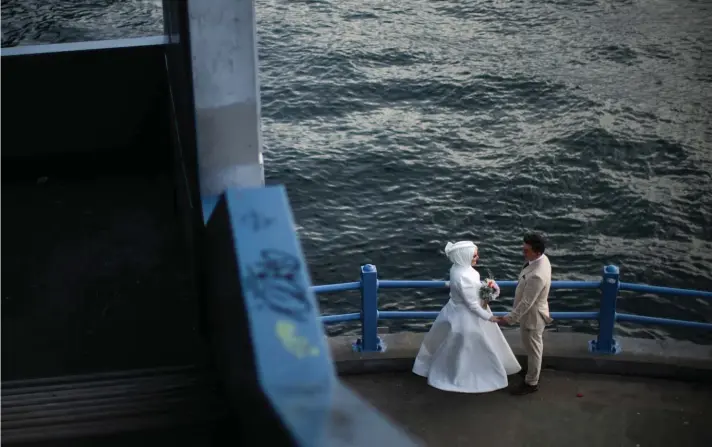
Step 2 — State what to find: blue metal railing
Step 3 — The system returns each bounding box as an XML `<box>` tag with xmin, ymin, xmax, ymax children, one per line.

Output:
<box><xmin>313</xmin><ymin>264</ymin><xmax>712</xmax><ymax>353</ymax></box>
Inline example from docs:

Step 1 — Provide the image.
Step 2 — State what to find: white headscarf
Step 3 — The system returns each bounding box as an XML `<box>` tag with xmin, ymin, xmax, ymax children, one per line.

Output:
<box><xmin>444</xmin><ymin>241</ymin><xmax>477</xmax><ymax>267</ymax></box>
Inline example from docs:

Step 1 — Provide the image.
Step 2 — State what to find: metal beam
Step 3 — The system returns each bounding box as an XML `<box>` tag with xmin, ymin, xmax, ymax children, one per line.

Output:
<box><xmin>186</xmin><ymin>0</ymin><xmax>265</xmax><ymax>220</ymax></box>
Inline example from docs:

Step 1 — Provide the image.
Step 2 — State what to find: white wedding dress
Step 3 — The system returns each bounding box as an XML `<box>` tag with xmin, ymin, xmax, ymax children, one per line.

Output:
<box><xmin>413</xmin><ymin>254</ymin><xmax>521</xmax><ymax>393</ymax></box>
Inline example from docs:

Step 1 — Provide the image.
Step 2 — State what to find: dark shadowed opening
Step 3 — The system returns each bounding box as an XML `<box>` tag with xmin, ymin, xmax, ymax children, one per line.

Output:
<box><xmin>1</xmin><ymin>43</ymin><xmax>204</xmax><ymax>381</ymax></box>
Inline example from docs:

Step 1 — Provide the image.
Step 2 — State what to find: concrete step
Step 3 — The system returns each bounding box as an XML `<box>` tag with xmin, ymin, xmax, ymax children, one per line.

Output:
<box><xmin>1</xmin><ymin>366</ymin><xmax>225</xmax><ymax>445</ymax></box>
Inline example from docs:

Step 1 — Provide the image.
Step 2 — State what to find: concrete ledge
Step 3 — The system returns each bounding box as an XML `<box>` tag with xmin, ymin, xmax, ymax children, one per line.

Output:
<box><xmin>1</xmin><ymin>366</ymin><xmax>225</xmax><ymax>445</ymax></box>
<box><xmin>329</xmin><ymin>331</ymin><xmax>712</xmax><ymax>382</ymax></box>
<box><xmin>0</xmin><ymin>36</ymin><xmax>168</xmax><ymax>57</ymax></box>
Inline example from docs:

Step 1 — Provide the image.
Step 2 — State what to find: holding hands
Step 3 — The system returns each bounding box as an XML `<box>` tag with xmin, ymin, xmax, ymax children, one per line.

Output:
<box><xmin>489</xmin><ymin>315</ymin><xmax>512</xmax><ymax>325</ymax></box>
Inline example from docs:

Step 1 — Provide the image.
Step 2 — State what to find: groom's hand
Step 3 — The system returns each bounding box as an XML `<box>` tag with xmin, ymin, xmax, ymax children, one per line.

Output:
<box><xmin>498</xmin><ymin>316</ymin><xmax>512</xmax><ymax>325</ymax></box>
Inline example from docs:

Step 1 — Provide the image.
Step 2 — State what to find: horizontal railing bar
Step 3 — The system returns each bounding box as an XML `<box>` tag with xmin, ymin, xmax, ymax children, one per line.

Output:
<box><xmin>320</xmin><ymin>313</ymin><xmax>361</xmax><ymax>324</ymax></box>
<box><xmin>1</xmin><ymin>35</ymin><xmax>169</xmax><ymax>57</ymax></box>
<box><xmin>313</xmin><ymin>280</ymin><xmax>711</xmax><ymax>297</ymax></box>
<box><xmin>313</xmin><ymin>273</ymin><xmax>712</xmax><ymax>337</ymax></box>
<box><xmin>376</xmin><ymin>311</ymin><xmax>600</xmax><ymax>320</ymax></box>
<box><xmin>315</xmin><ymin>264</ymin><xmax>712</xmax><ymax>355</ymax></box>
<box><xmin>615</xmin><ymin>313</ymin><xmax>712</xmax><ymax>329</ymax></box>
<box><xmin>320</xmin><ymin>310</ymin><xmax>712</xmax><ymax>329</ymax></box>
<box><xmin>375</xmin><ymin>279</ymin><xmax>600</xmax><ymax>290</ymax></box>
<box><xmin>365</xmin><ymin>279</ymin><xmax>709</xmax><ymax>297</ymax></box>
<box><xmin>319</xmin><ymin>310</ymin><xmax>602</xmax><ymax>323</ymax></box>
<box><xmin>312</xmin><ymin>282</ymin><xmax>361</xmax><ymax>294</ymax></box>
<box><xmin>550</xmin><ymin>281</ymin><xmax>601</xmax><ymax>289</ymax></box>
<box><xmin>619</xmin><ymin>282</ymin><xmax>712</xmax><ymax>299</ymax></box>
<box><xmin>378</xmin><ymin>280</ymin><xmax>448</xmax><ymax>289</ymax></box>
<box><xmin>378</xmin><ymin>311</ymin><xmax>439</xmax><ymax>320</ymax></box>
<box><xmin>546</xmin><ymin>311</ymin><xmax>600</xmax><ymax>320</ymax></box>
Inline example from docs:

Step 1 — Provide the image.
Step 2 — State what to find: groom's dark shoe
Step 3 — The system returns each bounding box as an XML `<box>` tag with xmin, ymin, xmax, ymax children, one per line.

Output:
<box><xmin>511</xmin><ymin>382</ymin><xmax>538</xmax><ymax>396</ymax></box>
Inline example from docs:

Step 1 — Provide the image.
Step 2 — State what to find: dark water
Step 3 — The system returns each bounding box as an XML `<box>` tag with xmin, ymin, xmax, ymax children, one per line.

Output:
<box><xmin>3</xmin><ymin>0</ymin><xmax>712</xmax><ymax>342</ymax></box>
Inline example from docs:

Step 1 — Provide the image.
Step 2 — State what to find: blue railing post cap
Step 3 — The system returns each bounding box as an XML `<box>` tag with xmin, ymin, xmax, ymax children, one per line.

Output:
<box><xmin>603</xmin><ymin>265</ymin><xmax>619</xmax><ymax>275</ymax></box>
<box><xmin>361</xmin><ymin>264</ymin><xmax>377</xmax><ymax>273</ymax></box>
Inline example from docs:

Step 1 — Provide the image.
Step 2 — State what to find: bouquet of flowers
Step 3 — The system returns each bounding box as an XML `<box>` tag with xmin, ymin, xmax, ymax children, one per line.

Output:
<box><xmin>480</xmin><ymin>270</ymin><xmax>501</xmax><ymax>307</ymax></box>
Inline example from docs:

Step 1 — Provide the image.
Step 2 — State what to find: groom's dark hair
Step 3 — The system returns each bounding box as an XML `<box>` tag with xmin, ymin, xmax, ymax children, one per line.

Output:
<box><xmin>523</xmin><ymin>232</ymin><xmax>547</xmax><ymax>254</ymax></box>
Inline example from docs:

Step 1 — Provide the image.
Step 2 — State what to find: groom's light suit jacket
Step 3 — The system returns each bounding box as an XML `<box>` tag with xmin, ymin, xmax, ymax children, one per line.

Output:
<box><xmin>508</xmin><ymin>255</ymin><xmax>554</xmax><ymax>330</ymax></box>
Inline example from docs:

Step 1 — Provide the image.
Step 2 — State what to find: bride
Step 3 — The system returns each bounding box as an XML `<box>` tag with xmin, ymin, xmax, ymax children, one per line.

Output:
<box><xmin>412</xmin><ymin>240</ymin><xmax>521</xmax><ymax>393</ymax></box>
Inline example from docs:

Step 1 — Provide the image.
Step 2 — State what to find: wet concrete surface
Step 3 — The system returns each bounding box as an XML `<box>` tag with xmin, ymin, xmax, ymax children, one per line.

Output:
<box><xmin>343</xmin><ymin>370</ymin><xmax>712</xmax><ymax>447</ymax></box>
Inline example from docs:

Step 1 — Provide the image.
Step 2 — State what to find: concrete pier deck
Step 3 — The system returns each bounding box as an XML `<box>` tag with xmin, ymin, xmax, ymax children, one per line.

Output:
<box><xmin>344</xmin><ymin>370</ymin><xmax>712</xmax><ymax>447</ymax></box>
<box><xmin>331</xmin><ymin>331</ymin><xmax>712</xmax><ymax>446</ymax></box>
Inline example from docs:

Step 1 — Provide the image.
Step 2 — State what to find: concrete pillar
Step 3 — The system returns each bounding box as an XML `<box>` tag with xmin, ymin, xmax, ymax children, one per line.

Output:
<box><xmin>186</xmin><ymin>0</ymin><xmax>264</xmax><ymax>205</ymax></box>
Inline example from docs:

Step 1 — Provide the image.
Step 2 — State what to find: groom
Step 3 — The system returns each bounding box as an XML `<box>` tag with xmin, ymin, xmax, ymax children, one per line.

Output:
<box><xmin>497</xmin><ymin>233</ymin><xmax>553</xmax><ymax>395</ymax></box>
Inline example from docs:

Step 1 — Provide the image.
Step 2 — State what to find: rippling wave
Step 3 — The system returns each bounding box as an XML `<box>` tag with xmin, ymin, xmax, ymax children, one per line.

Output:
<box><xmin>4</xmin><ymin>0</ymin><xmax>712</xmax><ymax>342</ymax></box>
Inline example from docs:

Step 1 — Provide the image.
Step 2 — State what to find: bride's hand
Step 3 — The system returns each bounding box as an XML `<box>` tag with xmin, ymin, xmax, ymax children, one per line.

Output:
<box><xmin>489</xmin><ymin>280</ymin><xmax>501</xmax><ymax>299</ymax></box>
<box><xmin>489</xmin><ymin>316</ymin><xmax>499</xmax><ymax>323</ymax></box>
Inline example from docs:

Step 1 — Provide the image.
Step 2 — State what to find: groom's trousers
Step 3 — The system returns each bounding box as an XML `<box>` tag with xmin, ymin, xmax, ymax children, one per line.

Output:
<box><xmin>521</xmin><ymin>327</ymin><xmax>545</xmax><ymax>386</ymax></box>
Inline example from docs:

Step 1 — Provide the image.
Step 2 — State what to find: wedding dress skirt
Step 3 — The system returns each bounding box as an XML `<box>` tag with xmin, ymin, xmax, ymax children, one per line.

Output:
<box><xmin>412</xmin><ymin>299</ymin><xmax>521</xmax><ymax>393</ymax></box>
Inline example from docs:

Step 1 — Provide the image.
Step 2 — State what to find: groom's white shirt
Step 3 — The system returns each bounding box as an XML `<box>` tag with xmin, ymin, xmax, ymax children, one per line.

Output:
<box><xmin>530</xmin><ymin>253</ymin><xmax>544</xmax><ymax>265</ymax></box>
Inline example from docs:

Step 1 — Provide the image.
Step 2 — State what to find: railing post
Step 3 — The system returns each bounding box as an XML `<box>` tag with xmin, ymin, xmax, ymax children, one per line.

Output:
<box><xmin>589</xmin><ymin>265</ymin><xmax>621</xmax><ymax>354</ymax></box>
<box><xmin>354</xmin><ymin>264</ymin><xmax>384</xmax><ymax>352</ymax></box>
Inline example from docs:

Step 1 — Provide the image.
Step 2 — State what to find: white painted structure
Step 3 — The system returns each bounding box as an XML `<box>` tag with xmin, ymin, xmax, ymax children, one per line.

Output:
<box><xmin>186</xmin><ymin>0</ymin><xmax>265</xmax><ymax>198</ymax></box>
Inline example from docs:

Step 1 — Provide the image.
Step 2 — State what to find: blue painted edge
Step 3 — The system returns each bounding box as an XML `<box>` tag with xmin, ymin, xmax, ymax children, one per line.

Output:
<box><xmin>376</xmin><ymin>279</ymin><xmax>602</xmax><ymax>289</ymax></box>
<box><xmin>223</xmin><ymin>186</ymin><xmax>419</xmax><ymax>446</ymax></box>
<box><xmin>224</xmin><ymin>186</ymin><xmax>333</xmax><ymax>445</ymax></box>
<box><xmin>202</xmin><ymin>194</ymin><xmax>221</xmax><ymax>224</ymax></box>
